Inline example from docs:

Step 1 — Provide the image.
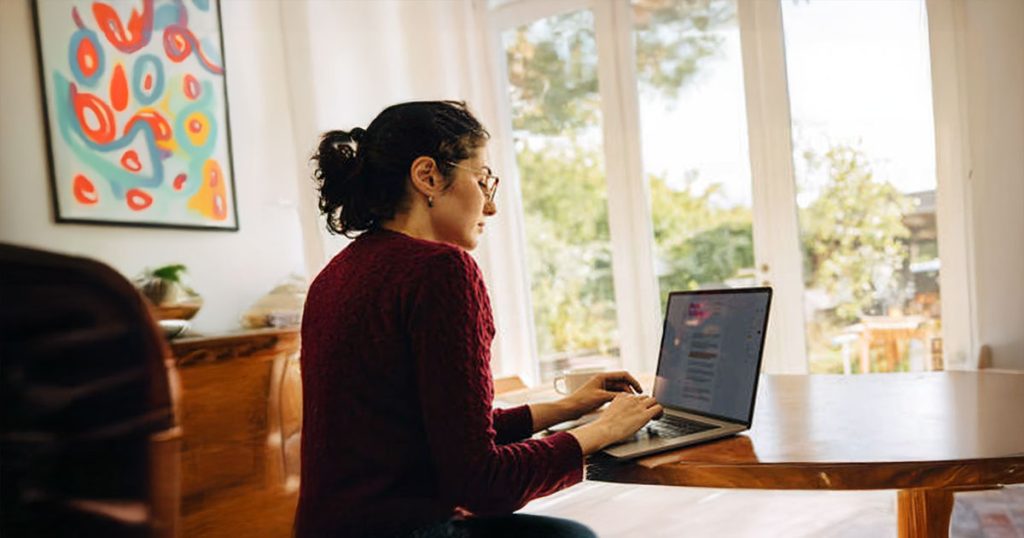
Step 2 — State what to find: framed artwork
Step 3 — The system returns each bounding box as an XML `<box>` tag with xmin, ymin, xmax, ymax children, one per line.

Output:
<box><xmin>32</xmin><ymin>0</ymin><xmax>238</xmax><ymax>230</ymax></box>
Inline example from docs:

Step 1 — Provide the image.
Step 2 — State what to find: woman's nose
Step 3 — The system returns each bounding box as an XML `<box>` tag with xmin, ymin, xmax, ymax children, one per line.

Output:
<box><xmin>483</xmin><ymin>199</ymin><xmax>497</xmax><ymax>216</ymax></box>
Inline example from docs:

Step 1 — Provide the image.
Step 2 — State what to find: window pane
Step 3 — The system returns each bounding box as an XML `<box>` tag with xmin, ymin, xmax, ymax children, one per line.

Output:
<box><xmin>781</xmin><ymin>0</ymin><xmax>941</xmax><ymax>374</ymax></box>
<box><xmin>631</xmin><ymin>0</ymin><xmax>756</xmax><ymax>313</ymax></box>
<box><xmin>502</xmin><ymin>10</ymin><xmax>621</xmax><ymax>380</ymax></box>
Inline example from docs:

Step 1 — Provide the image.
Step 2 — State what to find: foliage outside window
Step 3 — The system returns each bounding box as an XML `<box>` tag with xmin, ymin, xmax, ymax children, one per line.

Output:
<box><xmin>499</xmin><ymin>0</ymin><xmax>941</xmax><ymax>377</ymax></box>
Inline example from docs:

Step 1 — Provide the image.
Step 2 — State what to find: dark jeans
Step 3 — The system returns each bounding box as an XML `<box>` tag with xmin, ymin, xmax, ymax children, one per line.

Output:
<box><xmin>408</xmin><ymin>514</ymin><xmax>597</xmax><ymax>538</ymax></box>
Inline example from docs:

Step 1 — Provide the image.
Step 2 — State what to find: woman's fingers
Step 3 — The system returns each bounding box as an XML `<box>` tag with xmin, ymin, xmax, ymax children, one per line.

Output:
<box><xmin>619</xmin><ymin>394</ymin><xmax>658</xmax><ymax>413</ymax></box>
<box><xmin>601</xmin><ymin>371</ymin><xmax>644</xmax><ymax>394</ymax></box>
<box><xmin>623</xmin><ymin>372</ymin><xmax>643</xmax><ymax>393</ymax></box>
<box><xmin>647</xmin><ymin>402</ymin><xmax>664</xmax><ymax>420</ymax></box>
<box><xmin>598</xmin><ymin>393</ymin><xmax>666</xmax><ymax>441</ymax></box>
<box><xmin>626</xmin><ymin>395</ymin><xmax>660</xmax><ymax>417</ymax></box>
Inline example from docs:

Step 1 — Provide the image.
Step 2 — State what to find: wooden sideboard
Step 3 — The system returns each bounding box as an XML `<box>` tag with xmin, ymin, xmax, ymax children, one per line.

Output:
<box><xmin>170</xmin><ymin>328</ymin><xmax>302</xmax><ymax>537</ymax></box>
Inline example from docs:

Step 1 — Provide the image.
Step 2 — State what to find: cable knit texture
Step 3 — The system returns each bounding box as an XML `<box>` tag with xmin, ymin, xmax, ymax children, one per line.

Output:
<box><xmin>295</xmin><ymin>228</ymin><xmax>583</xmax><ymax>537</ymax></box>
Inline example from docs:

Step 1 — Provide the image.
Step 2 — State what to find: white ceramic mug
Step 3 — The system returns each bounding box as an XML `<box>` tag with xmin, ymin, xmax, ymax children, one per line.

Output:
<box><xmin>553</xmin><ymin>367</ymin><xmax>605</xmax><ymax>395</ymax></box>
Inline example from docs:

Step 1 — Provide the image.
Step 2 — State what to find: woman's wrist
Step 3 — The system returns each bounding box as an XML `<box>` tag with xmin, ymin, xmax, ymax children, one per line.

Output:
<box><xmin>557</xmin><ymin>396</ymin><xmax>585</xmax><ymax>422</ymax></box>
<box><xmin>567</xmin><ymin>422</ymin><xmax>611</xmax><ymax>455</ymax></box>
<box><xmin>529</xmin><ymin>399</ymin><xmax>584</xmax><ymax>432</ymax></box>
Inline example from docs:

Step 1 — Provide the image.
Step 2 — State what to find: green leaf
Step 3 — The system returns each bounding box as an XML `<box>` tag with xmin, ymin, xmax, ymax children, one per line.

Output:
<box><xmin>151</xmin><ymin>264</ymin><xmax>188</xmax><ymax>283</ymax></box>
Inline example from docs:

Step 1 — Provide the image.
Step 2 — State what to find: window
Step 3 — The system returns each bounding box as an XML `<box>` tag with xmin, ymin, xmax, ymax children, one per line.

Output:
<box><xmin>631</xmin><ymin>0</ymin><xmax>756</xmax><ymax>312</ymax></box>
<box><xmin>485</xmin><ymin>0</ymin><xmax>961</xmax><ymax>378</ymax></box>
<box><xmin>502</xmin><ymin>9</ymin><xmax>622</xmax><ymax>380</ymax></box>
<box><xmin>781</xmin><ymin>0</ymin><xmax>941</xmax><ymax>373</ymax></box>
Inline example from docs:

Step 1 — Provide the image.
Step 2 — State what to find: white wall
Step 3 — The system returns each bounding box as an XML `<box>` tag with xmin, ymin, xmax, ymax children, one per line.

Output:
<box><xmin>0</xmin><ymin>0</ymin><xmax>307</xmax><ymax>334</ymax></box>
<box><xmin>962</xmin><ymin>0</ymin><xmax>1024</xmax><ymax>369</ymax></box>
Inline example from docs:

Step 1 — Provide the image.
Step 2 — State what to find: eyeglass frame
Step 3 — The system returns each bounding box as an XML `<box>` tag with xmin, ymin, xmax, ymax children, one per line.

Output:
<box><xmin>443</xmin><ymin>161</ymin><xmax>500</xmax><ymax>202</ymax></box>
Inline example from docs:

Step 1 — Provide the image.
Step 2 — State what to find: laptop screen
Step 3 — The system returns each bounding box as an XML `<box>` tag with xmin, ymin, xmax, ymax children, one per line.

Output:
<box><xmin>652</xmin><ymin>288</ymin><xmax>771</xmax><ymax>425</ymax></box>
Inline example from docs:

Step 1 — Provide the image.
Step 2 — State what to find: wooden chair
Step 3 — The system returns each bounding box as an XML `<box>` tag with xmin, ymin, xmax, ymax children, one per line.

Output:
<box><xmin>0</xmin><ymin>243</ymin><xmax>181</xmax><ymax>537</ymax></box>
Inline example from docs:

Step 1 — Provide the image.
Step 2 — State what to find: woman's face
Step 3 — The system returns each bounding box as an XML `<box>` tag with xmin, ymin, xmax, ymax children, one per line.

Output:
<box><xmin>432</xmin><ymin>147</ymin><xmax>497</xmax><ymax>250</ymax></box>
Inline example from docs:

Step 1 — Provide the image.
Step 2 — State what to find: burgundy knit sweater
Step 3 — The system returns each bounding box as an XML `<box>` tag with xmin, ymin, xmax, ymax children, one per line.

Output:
<box><xmin>294</xmin><ymin>228</ymin><xmax>583</xmax><ymax>537</ymax></box>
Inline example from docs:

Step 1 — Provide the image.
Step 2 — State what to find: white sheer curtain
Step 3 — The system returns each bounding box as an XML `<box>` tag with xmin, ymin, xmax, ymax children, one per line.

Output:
<box><xmin>277</xmin><ymin>0</ymin><xmax>536</xmax><ymax>381</ymax></box>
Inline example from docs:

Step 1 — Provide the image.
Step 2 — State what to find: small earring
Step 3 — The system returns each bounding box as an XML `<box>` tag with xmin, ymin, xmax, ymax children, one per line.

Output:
<box><xmin>427</xmin><ymin>195</ymin><xmax>434</xmax><ymax>208</ymax></box>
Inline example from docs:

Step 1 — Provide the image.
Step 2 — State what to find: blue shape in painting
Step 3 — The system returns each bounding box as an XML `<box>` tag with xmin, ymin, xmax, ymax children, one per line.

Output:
<box><xmin>154</xmin><ymin>3</ymin><xmax>182</xmax><ymax>30</ymax></box>
<box><xmin>67</xmin><ymin>29</ymin><xmax>104</xmax><ymax>87</ymax></box>
<box><xmin>131</xmin><ymin>54</ymin><xmax>165</xmax><ymax>105</ymax></box>
<box><xmin>199</xmin><ymin>36</ymin><xmax>222</xmax><ymax>67</ymax></box>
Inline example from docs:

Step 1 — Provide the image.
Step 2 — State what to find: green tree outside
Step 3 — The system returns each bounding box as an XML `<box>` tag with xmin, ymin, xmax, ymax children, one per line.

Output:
<box><xmin>504</xmin><ymin>1</ymin><xmax>916</xmax><ymax>375</ymax></box>
<box><xmin>649</xmin><ymin>172</ymin><xmax>753</xmax><ymax>311</ymax></box>
<box><xmin>505</xmin><ymin>1</ymin><xmax>733</xmax><ymax>135</ymax></box>
<box><xmin>799</xmin><ymin>145</ymin><xmax>912</xmax><ymax>325</ymax></box>
<box><xmin>505</xmin><ymin>1</ymin><xmax>744</xmax><ymax>362</ymax></box>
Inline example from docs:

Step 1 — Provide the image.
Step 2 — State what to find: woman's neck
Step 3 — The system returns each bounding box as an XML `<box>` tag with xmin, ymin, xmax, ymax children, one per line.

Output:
<box><xmin>381</xmin><ymin>211</ymin><xmax>436</xmax><ymax>243</ymax></box>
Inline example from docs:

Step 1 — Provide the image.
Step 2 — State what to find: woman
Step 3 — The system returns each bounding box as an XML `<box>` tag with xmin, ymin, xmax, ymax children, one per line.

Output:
<box><xmin>296</xmin><ymin>101</ymin><xmax>663</xmax><ymax>537</ymax></box>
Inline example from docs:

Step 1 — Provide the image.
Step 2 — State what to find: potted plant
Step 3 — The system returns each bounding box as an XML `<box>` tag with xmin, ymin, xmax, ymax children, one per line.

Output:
<box><xmin>135</xmin><ymin>264</ymin><xmax>203</xmax><ymax>320</ymax></box>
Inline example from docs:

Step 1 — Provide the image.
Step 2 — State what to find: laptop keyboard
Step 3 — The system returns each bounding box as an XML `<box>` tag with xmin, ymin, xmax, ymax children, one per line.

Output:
<box><xmin>645</xmin><ymin>414</ymin><xmax>718</xmax><ymax>438</ymax></box>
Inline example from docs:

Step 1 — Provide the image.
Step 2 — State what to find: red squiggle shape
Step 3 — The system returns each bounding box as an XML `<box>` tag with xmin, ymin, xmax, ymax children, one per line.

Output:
<box><xmin>73</xmin><ymin>174</ymin><xmax>99</xmax><ymax>205</ymax></box>
<box><xmin>164</xmin><ymin>27</ymin><xmax>191</xmax><ymax>62</ymax></box>
<box><xmin>121</xmin><ymin>150</ymin><xmax>142</xmax><ymax>172</ymax></box>
<box><xmin>72</xmin><ymin>6</ymin><xmax>86</xmax><ymax>29</ymax></box>
<box><xmin>183</xmin><ymin>74</ymin><xmax>200</xmax><ymax>100</ymax></box>
<box><xmin>71</xmin><ymin>84</ymin><xmax>117</xmax><ymax>145</ymax></box>
<box><xmin>124</xmin><ymin>109</ymin><xmax>172</xmax><ymax>141</ymax></box>
<box><xmin>162</xmin><ymin>25</ymin><xmax>223</xmax><ymax>74</ymax></box>
<box><xmin>110</xmin><ymin>64</ymin><xmax>129</xmax><ymax>111</ymax></box>
<box><xmin>126</xmin><ymin>188</ymin><xmax>153</xmax><ymax>211</ymax></box>
<box><xmin>93</xmin><ymin>0</ymin><xmax>154</xmax><ymax>53</ymax></box>
<box><xmin>76</xmin><ymin>37</ymin><xmax>100</xmax><ymax>79</ymax></box>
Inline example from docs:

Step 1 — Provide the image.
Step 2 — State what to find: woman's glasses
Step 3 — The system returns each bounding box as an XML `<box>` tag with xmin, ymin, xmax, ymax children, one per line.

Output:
<box><xmin>445</xmin><ymin>161</ymin><xmax>500</xmax><ymax>203</ymax></box>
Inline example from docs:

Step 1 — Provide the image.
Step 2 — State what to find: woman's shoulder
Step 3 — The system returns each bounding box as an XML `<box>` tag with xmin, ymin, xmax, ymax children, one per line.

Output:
<box><xmin>310</xmin><ymin>230</ymin><xmax>481</xmax><ymax>298</ymax></box>
<box><xmin>364</xmin><ymin>228</ymin><xmax>481</xmax><ymax>274</ymax></box>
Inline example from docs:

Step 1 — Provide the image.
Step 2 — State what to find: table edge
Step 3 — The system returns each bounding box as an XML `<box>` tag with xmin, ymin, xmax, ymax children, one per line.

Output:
<box><xmin>586</xmin><ymin>454</ymin><xmax>1024</xmax><ymax>491</ymax></box>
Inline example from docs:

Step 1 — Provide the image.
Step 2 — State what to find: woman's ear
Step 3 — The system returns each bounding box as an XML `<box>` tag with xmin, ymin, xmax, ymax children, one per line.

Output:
<box><xmin>409</xmin><ymin>156</ymin><xmax>439</xmax><ymax>198</ymax></box>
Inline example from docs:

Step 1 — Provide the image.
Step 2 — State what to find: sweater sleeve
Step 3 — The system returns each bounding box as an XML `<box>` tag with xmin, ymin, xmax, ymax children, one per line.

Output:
<box><xmin>492</xmin><ymin>406</ymin><xmax>533</xmax><ymax>444</ymax></box>
<box><xmin>409</xmin><ymin>249</ymin><xmax>583</xmax><ymax>515</ymax></box>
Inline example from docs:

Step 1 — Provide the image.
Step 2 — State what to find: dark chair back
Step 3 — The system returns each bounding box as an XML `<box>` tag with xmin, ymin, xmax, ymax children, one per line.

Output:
<box><xmin>0</xmin><ymin>243</ymin><xmax>181</xmax><ymax>537</ymax></box>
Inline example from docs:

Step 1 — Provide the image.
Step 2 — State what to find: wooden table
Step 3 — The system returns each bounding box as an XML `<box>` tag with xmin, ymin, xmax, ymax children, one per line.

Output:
<box><xmin>519</xmin><ymin>372</ymin><xmax>1024</xmax><ymax>538</ymax></box>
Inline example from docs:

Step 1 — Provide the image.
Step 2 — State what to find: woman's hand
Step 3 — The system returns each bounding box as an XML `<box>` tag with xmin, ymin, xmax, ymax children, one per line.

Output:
<box><xmin>591</xmin><ymin>393</ymin><xmax>663</xmax><ymax>442</ymax></box>
<box><xmin>562</xmin><ymin>371</ymin><xmax>644</xmax><ymax>419</ymax></box>
<box><xmin>568</xmin><ymin>393</ymin><xmax>663</xmax><ymax>454</ymax></box>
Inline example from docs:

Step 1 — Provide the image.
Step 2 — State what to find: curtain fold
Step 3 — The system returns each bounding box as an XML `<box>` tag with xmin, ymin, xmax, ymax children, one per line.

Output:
<box><xmin>279</xmin><ymin>0</ymin><xmax>535</xmax><ymax>379</ymax></box>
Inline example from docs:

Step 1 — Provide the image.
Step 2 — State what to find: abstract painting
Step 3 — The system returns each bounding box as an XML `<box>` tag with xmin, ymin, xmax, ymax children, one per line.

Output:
<box><xmin>33</xmin><ymin>0</ymin><xmax>238</xmax><ymax>230</ymax></box>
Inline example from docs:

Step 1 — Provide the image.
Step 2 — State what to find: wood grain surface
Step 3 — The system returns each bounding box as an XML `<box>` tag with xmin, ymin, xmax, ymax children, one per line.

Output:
<box><xmin>171</xmin><ymin>328</ymin><xmax>301</xmax><ymax>537</ymax></box>
<box><xmin>585</xmin><ymin>372</ymin><xmax>1024</xmax><ymax>490</ymax></box>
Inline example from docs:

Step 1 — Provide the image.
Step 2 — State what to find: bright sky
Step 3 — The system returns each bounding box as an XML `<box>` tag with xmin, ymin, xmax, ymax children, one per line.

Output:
<box><xmin>638</xmin><ymin>0</ymin><xmax>937</xmax><ymax>209</ymax></box>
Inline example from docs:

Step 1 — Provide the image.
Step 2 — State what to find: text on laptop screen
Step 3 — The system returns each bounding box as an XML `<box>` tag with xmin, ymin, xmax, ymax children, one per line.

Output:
<box><xmin>653</xmin><ymin>290</ymin><xmax>769</xmax><ymax>423</ymax></box>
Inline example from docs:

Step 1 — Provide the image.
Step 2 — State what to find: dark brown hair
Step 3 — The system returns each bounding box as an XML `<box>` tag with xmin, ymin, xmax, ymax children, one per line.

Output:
<box><xmin>311</xmin><ymin>101</ymin><xmax>489</xmax><ymax>236</ymax></box>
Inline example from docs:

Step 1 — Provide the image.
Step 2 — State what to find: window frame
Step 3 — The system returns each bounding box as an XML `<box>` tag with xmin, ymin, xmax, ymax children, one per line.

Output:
<box><xmin>477</xmin><ymin>0</ymin><xmax>975</xmax><ymax>380</ymax></box>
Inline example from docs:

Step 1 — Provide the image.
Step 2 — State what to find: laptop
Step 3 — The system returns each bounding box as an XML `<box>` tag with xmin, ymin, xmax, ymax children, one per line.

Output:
<box><xmin>603</xmin><ymin>287</ymin><xmax>772</xmax><ymax>459</ymax></box>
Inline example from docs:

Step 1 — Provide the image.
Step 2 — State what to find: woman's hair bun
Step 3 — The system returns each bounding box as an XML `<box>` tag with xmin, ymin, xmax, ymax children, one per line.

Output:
<box><xmin>312</xmin><ymin>130</ymin><xmax>363</xmax><ymax>235</ymax></box>
<box><xmin>349</xmin><ymin>127</ymin><xmax>366</xmax><ymax>144</ymax></box>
